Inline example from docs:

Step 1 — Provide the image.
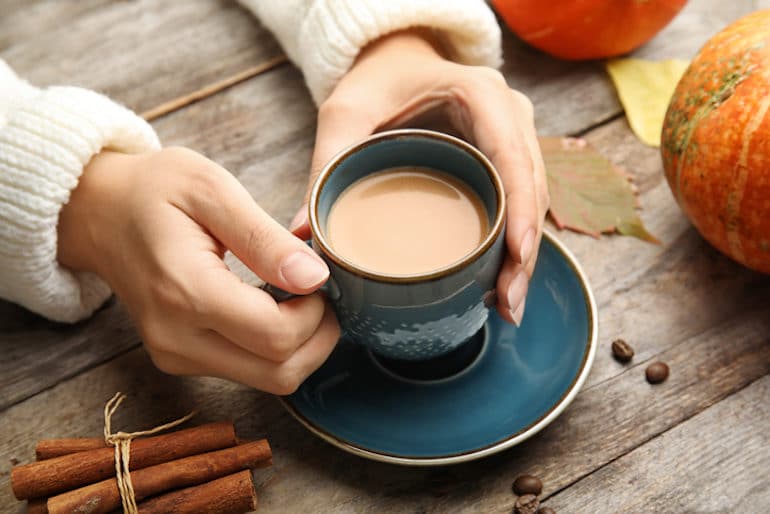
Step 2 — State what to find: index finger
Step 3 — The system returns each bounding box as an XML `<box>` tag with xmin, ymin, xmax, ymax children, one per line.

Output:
<box><xmin>467</xmin><ymin>85</ymin><xmax>541</xmax><ymax>266</ymax></box>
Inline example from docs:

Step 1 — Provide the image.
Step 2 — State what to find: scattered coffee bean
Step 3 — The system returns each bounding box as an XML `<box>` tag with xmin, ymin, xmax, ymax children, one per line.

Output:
<box><xmin>611</xmin><ymin>338</ymin><xmax>634</xmax><ymax>363</ymax></box>
<box><xmin>512</xmin><ymin>474</ymin><xmax>543</xmax><ymax>496</ymax></box>
<box><xmin>645</xmin><ymin>361</ymin><xmax>669</xmax><ymax>384</ymax></box>
<box><xmin>514</xmin><ymin>494</ymin><xmax>540</xmax><ymax>514</ymax></box>
<box><xmin>537</xmin><ymin>508</ymin><xmax>556</xmax><ymax>514</ymax></box>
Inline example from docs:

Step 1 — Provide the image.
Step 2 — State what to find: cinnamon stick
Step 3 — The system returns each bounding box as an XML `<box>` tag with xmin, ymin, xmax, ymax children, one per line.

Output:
<box><xmin>136</xmin><ymin>470</ymin><xmax>257</xmax><ymax>514</ymax></box>
<box><xmin>47</xmin><ymin>439</ymin><xmax>271</xmax><ymax>514</ymax></box>
<box><xmin>26</xmin><ymin>498</ymin><xmax>47</xmax><ymax>514</ymax></box>
<box><xmin>35</xmin><ymin>438</ymin><xmax>106</xmax><ymax>460</ymax></box>
<box><xmin>28</xmin><ymin>439</ymin><xmax>107</xmax><ymax>514</ymax></box>
<box><xmin>12</xmin><ymin>421</ymin><xmax>236</xmax><ymax>500</ymax></box>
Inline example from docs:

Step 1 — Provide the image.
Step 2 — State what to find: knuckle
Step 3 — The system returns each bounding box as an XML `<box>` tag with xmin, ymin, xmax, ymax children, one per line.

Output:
<box><xmin>272</xmin><ymin>366</ymin><xmax>304</xmax><ymax>396</ymax></box>
<box><xmin>149</xmin><ymin>352</ymin><xmax>188</xmax><ymax>376</ymax></box>
<box><xmin>149</xmin><ymin>272</ymin><xmax>204</xmax><ymax>316</ymax></box>
<box><xmin>244</xmin><ymin>221</ymin><xmax>278</xmax><ymax>267</ymax></box>
<box><xmin>541</xmin><ymin>190</ymin><xmax>552</xmax><ymax>210</ymax></box>
<box><xmin>157</xmin><ymin>147</ymin><xmax>229</xmax><ymax>198</ymax></box>
<box><xmin>511</xmin><ymin>90</ymin><xmax>535</xmax><ymax>118</ymax></box>
<box><xmin>455</xmin><ymin>65</ymin><xmax>506</xmax><ymax>93</ymax></box>
<box><xmin>264</xmin><ymin>324</ymin><xmax>301</xmax><ymax>362</ymax></box>
<box><xmin>141</xmin><ymin>323</ymin><xmax>174</xmax><ymax>355</ymax></box>
<box><xmin>318</xmin><ymin>95</ymin><xmax>355</xmax><ymax>122</ymax></box>
<box><xmin>147</xmin><ymin>351</ymin><xmax>175</xmax><ymax>374</ymax></box>
<box><xmin>476</xmin><ymin>66</ymin><xmax>507</xmax><ymax>86</ymax></box>
<box><xmin>190</xmin><ymin>165</ymin><xmax>228</xmax><ymax>201</ymax></box>
<box><xmin>159</xmin><ymin>145</ymin><xmax>198</xmax><ymax>161</ymax></box>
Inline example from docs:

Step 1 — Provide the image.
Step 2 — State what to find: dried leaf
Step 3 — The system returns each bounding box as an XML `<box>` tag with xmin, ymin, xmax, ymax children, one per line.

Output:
<box><xmin>606</xmin><ymin>58</ymin><xmax>689</xmax><ymax>147</ymax></box>
<box><xmin>539</xmin><ymin>136</ymin><xmax>660</xmax><ymax>243</ymax></box>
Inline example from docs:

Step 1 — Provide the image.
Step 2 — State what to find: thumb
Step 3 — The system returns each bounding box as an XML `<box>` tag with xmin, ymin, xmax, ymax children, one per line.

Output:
<box><xmin>288</xmin><ymin>204</ymin><xmax>312</xmax><ymax>241</ymax></box>
<box><xmin>189</xmin><ymin>167</ymin><xmax>329</xmax><ymax>294</ymax></box>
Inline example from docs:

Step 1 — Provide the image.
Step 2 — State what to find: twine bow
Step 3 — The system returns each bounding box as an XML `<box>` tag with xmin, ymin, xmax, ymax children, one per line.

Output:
<box><xmin>103</xmin><ymin>392</ymin><xmax>197</xmax><ymax>514</ymax></box>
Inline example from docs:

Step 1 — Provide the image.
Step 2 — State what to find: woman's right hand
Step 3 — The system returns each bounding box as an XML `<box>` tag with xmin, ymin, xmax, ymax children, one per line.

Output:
<box><xmin>57</xmin><ymin>148</ymin><xmax>340</xmax><ymax>395</ymax></box>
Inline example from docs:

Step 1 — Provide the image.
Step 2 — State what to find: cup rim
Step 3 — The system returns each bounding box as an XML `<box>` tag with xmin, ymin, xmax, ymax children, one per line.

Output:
<box><xmin>308</xmin><ymin>128</ymin><xmax>506</xmax><ymax>283</ymax></box>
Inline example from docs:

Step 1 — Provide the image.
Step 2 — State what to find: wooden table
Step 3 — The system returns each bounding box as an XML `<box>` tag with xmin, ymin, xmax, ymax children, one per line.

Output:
<box><xmin>2</xmin><ymin>1</ymin><xmax>770</xmax><ymax>512</ymax></box>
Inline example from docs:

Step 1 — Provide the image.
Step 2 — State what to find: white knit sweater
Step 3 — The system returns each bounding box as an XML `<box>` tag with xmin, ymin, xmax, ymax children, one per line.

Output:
<box><xmin>0</xmin><ymin>1</ymin><xmax>501</xmax><ymax>322</ymax></box>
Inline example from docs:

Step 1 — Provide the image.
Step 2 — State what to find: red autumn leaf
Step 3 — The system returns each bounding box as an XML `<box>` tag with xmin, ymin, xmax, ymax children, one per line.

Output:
<box><xmin>539</xmin><ymin>136</ymin><xmax>660</xmax><ymax>244</ymax></box>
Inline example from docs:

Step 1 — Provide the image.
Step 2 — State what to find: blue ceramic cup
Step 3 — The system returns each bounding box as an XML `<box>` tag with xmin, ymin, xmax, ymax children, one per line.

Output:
<box><xmin>304</xmin><ymin>129</ymin><xmax>506</xmax><ymax>361</ymax></box>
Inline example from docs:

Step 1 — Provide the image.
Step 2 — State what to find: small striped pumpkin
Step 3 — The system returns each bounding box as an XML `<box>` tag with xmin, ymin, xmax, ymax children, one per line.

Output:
<box><xmin>662</xmin><ymin>10</ymin><xmax>770</xmax><ymax>274</ymax></box>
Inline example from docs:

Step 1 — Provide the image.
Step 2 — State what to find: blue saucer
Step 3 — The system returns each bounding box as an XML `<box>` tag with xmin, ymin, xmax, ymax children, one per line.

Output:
<box><xmin>283</xmin><ymin>231</ymin><xmax>597</xmax><ymax>465</ymax></box>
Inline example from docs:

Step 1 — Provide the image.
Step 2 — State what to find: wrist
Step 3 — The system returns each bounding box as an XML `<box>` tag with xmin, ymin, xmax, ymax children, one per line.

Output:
<box><xmin>356</xmin><ymin>28</ymin><xmax>447</xmax><ymax>67</ymax></box>
<box><xmin>57</xmin><ymin>151</ymin><xmax>136</xmax><ymax>278</ymax></box>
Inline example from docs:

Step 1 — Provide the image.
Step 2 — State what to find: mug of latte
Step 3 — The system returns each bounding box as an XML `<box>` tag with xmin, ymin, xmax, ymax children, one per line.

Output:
<box><xmin>274</xmin><ymin>129</ymin><xmax>506</xmax><ymax>361</ymax></box>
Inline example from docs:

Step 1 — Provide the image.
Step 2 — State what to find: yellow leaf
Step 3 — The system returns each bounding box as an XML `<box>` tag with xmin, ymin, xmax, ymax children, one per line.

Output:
<box><xmin>606</xmin><ymin>58</ymin><xmax>689</xmax><ymax>147</ymax></box>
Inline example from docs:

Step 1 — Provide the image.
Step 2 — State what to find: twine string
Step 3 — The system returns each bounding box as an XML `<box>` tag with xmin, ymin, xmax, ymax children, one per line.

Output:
<box><xmin>103</xmin><ymin>392</ymin><xmax>197</xmax><ymax>514</ymax></box>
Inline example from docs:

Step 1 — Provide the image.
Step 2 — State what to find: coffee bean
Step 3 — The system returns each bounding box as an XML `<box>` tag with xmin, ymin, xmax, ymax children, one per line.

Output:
<box><xmin>645</xmin><ymin>361</ymin><xmax>669</xmax><ymax>384</ymax></box>
<box><xmin>611</xmin><ymin>338</ymin><xmax>634</xmax><ymax>363</ymax></box>
<box><xmin>512</xmin><ymin>474</ymin><xmax>543</xmax><ymax>496</ymax></box>
<box><xmin>514</xmin><ymin>494</ymin><xmax>540</xmax><ymax>514</ymax></box>
<box><xmin>537</xmin><ymin>508</ymin><xmax>556</xmax><ymax>514</ymax></box>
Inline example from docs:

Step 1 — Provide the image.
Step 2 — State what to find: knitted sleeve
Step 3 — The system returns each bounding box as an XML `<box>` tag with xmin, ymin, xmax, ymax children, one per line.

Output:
<box><xmin>239</xmin><ymin>0</ymin><xmax>503</xmax><ymax>105</ymax></box>
<box><xmin>0</xmin><ymin>60</ymin><xmax>160</xmax><ymax>323</ymax></box>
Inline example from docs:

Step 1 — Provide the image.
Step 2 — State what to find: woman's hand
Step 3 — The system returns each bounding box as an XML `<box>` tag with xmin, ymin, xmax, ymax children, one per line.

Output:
<box><xmin>291</xmin><ymin>30</ymin><xmax>549</xmax><ymax>326</ymax></box>
<box><xmin>58</xmin><ymin>148</ymin><xmax>339</xmax><ymax>395</ymax></box>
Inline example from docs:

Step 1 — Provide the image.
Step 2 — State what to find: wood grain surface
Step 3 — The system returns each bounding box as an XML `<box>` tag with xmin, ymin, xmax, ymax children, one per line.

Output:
<box><xmin>546</xmin><ymin>375</ymin><xmax>770</xmax><ymax>513</ymax></box>
<box><xmin>1</xmin><ymin>303</ymin><xmax>767</xmax><ymax>512</ymax></box>
<box><xmin>2</xmin><ymin>0</ymin><xmax>770</xmax><ymax>512</ymax></box>
<box><xmin>0</xmin><ymin>0</ymin><xmax>283</xmax><ymax>113</ymax></box>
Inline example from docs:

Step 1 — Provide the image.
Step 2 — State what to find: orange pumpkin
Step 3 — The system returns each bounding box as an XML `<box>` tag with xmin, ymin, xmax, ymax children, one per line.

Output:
<box><xmin>492</xmin><ymin>0</ymin><xmax>687</xmax><ymax>60</ymax></box>
<box><xmin>662</xmin><ymin>10</ymin><xmax>770</xmax><ymax>274</ymax></box>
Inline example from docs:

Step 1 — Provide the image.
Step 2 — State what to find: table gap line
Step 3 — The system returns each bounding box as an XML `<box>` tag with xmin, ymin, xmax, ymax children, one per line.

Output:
<box><xmin>0</xmin><ymin>342</ymin><xmax>141</xmax><ymax>415</ymax></box>
<box><xmin>569</xmin><ymin>112</ymin><xmax>625</xmax><ymax>138</ymax></box>
<box><xmin>537</xmin><ymin>371</ymin><xmax>770</xmax><ymax>506</ymax></box>
<box><xmin>140</xmin><ymin>54</ymin><xmax>289</xmax><ymax>122</ymax></box>
<box><xmin>586</xmin><ymin>281</ymin><xmax>770</xmax><ymax>395</ymax></box>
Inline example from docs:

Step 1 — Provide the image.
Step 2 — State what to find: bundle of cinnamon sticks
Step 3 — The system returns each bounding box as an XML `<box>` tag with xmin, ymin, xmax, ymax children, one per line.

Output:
<box><xmin>10</xmin><ymin>421</ymin><xmax>271</xmax><ymax>514</ymax></box>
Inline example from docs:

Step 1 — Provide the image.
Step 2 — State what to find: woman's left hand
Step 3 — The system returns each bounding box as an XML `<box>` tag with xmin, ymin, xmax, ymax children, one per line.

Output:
<box><xmin>290</xmin><ymin>29</ymin><xmax>549</xmax><ymax>326</ymax></box>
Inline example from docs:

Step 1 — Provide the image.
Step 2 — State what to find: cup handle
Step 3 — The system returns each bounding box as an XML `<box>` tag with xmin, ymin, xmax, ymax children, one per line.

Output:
<box><xmin>258</xmin><ymin>240</ymin><xmax>340</xmax><ymax>302</ymax></box>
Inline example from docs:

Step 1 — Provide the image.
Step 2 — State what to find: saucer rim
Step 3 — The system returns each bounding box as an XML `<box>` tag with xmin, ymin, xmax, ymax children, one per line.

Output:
<box><xmin>280</xmin><ymin>229</ymin><xmax>598</xmax><ymax>466</ymax></box>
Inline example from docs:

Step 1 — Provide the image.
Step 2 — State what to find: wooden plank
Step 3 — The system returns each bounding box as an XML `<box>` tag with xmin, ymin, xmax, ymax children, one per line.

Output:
<box><xmin>552</xmin><ymin>117</ymin><xmax>770</xmax><ymax>388</ymax></box>
<box><xmin>6</xmin><ymin>6</ymin><xmax>770</xmax><ymax>412</ymax></box>
<box><xmin>545</xmin><ymin>375</ymin><xmax>770</xmax><ymax>513</ymax></box>
<box><xmin>0</xmin><ymin>0</ymin><xmax>111</xmax><ymax>51</ymax></box>
<box><xmin>0</xmin><ymin>301</ymin><xmax>767</xmax><ymax>512</ymax></box>
<box><xmin>0</xmin><ymin>0</ymin><xmax>765</xmax><ymax>430</ymax></box>
<box><xmin>0</xmin><ymin>298</ymin><xmax>138</xmax><ymax>411</ymax></box>
<box><xmin>0</xmin><ymin>0</ymin><xmax>283</xmax><ymax>113</ymax></box>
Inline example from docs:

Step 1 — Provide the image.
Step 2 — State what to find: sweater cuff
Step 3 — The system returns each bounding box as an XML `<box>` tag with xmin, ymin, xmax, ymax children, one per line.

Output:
<box><xmin>298</xmin><ymin>0</ymin><xmax>503</xmax><ymax>104</ymax></box>
<box><xmin>0</xmin><ymin>87</ymin><xmax>160</xmax><ymax>323</ymax></box>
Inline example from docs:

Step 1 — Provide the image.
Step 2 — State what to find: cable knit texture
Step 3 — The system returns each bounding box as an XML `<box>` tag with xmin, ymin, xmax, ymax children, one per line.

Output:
<box><xmin>0</xmin><ymin>60</ymin><xmax>159</xmax><ymax>322</ymax></box>
<box><xmin>241</xmin><ymin>0</ymin><xmax>502</xmax><ymax>104</ymax></box>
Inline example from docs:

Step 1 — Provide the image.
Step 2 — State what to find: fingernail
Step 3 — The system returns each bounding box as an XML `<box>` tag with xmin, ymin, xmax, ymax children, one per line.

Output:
<box><xmin>506</xmin><ymin>272</ymin><xmax>528</xmax><ymax>312</ymax></box>
<box><xmin>280</xmin><ymin>251</ymin><xmax>328</xmax><ymax>289</ymax></box>
<box><xmin>520</xmin><ymin>228</ymin><xmax>535</xmax><ymax>264</ymax></box>
<box><xmin>288</xmin><ymin>206</ymin><xmax>308</xmax><ymax>233</ymax></box>
<box><xmin>512</xmin><ymin>298</ymin><xmax>526</xmax><ymax>327</ymax></box>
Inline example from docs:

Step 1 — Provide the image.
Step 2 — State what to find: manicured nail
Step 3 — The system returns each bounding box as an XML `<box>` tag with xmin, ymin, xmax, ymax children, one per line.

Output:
<box><xmin>506</xmin><ymin>272</ymin><xmax>528</xmax><ymax>312</ymax></box>
<box><xmin>519</xmin><ymin>228</ymin><xmax>536</xmax><ymax>265</ymax></box>
<box><xmin>512</xmin><ymin>298</ymin><xmax>526</xmax><ymax>327</ymax></box>
<box><xmin>280</xmin><ymin>251</ymin><xmax>328</xmax><ymax>289</ymax></box>
<box><xmin>288</xmin><ymin>206</ymin><xmax>308</xmax><ymax>233</ymax></box>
